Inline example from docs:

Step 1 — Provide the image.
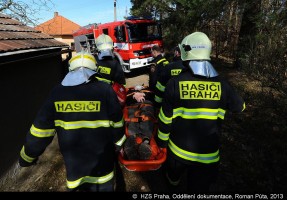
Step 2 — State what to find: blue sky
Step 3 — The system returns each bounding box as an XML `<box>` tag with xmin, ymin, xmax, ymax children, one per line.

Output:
<box><xmin>37</xmin><ymin>0</ymin><xmax>132</xmax><ymax>26</ymax></box>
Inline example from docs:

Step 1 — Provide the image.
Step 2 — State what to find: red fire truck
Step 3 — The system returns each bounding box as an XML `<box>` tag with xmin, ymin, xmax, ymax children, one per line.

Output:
<box><xmin>72</xmin><ymin>16</ymin><xmax>163</xmax><ymax>72</ymax></box>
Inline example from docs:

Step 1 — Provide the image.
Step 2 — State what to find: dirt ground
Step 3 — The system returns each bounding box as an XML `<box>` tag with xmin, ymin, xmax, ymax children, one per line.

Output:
<box><xmin>1</xmin><ymin>61</ymin><xmax>286</xmax><ymax>193</ymax></box>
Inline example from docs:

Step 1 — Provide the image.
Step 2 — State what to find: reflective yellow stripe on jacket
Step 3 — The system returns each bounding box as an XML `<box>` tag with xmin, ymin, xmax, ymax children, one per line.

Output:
<box><xmin>157</xmin><ymin>58</ymin><xmax>169</xmax><ymax>66</ymax></box>
<box><xmin>66</xmin><ymin>171</ymin><xmax>114</xmax><ymax>189</ymax></box>
<box><xmin>157</xmin><ymin>129</ymin><xmax>170</xmax><ymax>141</ymax></box>
<box><xmin>96</xmin><ymin>77</ymin><xmax>112</xmax><ymax>84</ymax></box>
<box><xmin>54</xmin><ymin>118</ymin><xmax>124</xmax><ymax>130</ymax></box>
<box><xmin>168</xmin><ymin>140</ymin><xmax>220</xmax><ymax>163</ymax></box>
<box><xmin>159</xmin><ymin>107</ymin><xmax>172</xmax><ymax>124</ymax></box>
<box><xmin>156</xmin><ymin>81</ymin><xmax>165</xmax><ymax>92</ymax></box>
<box><xmin>157</xmin><ymin>58</ymin><xmax>166</xmax><ymax>64</ymax></box>
<box><xmin>116</xmin><ymin>134</ymin><xmax>126</xmax><ymax>146</ymax></box>
<box><xmin>154</xmin><ymin>95</ymin><xmax>163</xmax><ymax>103</ymax></box>
<box><xmin>173</xmin><ymin>107</ymin><xmax>226</xmax><ymax>120</ymax></box>
<box><xmin>110</xmin><ymin>116</ymin><xmax>125</xmax><ymax>128</ymax></box>
<box><xmin>159</xmin><ymin>107</ymin><xmax>226</xmax><ymax>125</ymax></box>
<box><xmin>30</xmin><ymin>124</ymin><xmax>55</xmax><ymax>138</ymax></box>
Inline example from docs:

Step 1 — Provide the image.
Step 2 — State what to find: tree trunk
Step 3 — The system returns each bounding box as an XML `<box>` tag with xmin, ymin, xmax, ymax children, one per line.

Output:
<box><xmin>235</xmin><ymin>0</ymin><xmax>261</xmax><ymax>68</ymax></box>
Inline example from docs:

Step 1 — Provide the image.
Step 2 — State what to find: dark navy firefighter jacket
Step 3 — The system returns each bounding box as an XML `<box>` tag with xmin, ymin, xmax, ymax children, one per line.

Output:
<box><xmin>19</xmin><ymin>77</ymin><xmax>126</xmax><ymax>190</ymax></box>
<box><xmin>157</xmin><ymin>68</ymin><xmax>245</xmax><ymax>165</ymax></box>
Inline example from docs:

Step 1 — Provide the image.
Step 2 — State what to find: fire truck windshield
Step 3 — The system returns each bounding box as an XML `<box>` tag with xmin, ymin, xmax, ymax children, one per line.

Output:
<box><xmin>126</xmin><ymin>22</ymin><xmax>162</xmax><ymax>43</ymax></box>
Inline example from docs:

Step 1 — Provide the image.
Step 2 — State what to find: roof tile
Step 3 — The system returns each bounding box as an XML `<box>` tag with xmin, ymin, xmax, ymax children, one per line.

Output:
<box><xmin>34</xmin><ymin>14</ymin><xmax>81</xmax><ymax>36</ymax></box>
<box><xmin>0</xmin><ymin>12</ymin><xmax>68</xmax><ymax>53</ymax></box>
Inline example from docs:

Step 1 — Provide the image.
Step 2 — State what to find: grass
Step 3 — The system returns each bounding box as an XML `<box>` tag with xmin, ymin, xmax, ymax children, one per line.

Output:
<box><xmin>212</xmin><ymin>57</ymin><xmax>287</xmax><ymax>192</ymax></box>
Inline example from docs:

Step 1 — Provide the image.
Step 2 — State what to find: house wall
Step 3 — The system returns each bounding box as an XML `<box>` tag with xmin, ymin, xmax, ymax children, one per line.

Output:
<box><xmin>54</xmin><ymin>35</ymin><xmax>75</xmax><ymax>49</ymax></box>
<box><xmin>0</xmin><ymin>49</ymin><xmax>69</xmax><ymax>180</ymax></box>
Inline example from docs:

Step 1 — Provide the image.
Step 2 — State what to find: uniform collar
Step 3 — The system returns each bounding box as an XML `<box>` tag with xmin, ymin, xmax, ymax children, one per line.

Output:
<box><xmin>189</xmin><ymin>61</ymin><xmax>218</xmax><ymax>78</ymax></box>
<box><xmin>61</xmin><ymin>67</ymin><xmax>96</xmax><ymax>86</ymax></box>
<box><xmin>97</xmin><ymin>49</ymin><xmax>114</xmax><ymax>60</ymax></box>
<box><xmin>153</xmin><ymin>54</ymin><xmax>163</xmax><ymax>61</ymax></box>
<box><xmin>172</xmin><ymin>56</ymin><xmax>182</xmax><ymax>62</ymax></box>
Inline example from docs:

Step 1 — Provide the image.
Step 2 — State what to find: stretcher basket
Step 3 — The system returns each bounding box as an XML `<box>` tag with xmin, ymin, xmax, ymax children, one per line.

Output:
<box><xmin>118</xmin><ymin>87</ymin><xmax>167</xmax><ymax>171</ymax></box>
<box><xmin>118</xmin><ymin>148</ymin><xmax>167</xmax><ymax>171</ymax></box>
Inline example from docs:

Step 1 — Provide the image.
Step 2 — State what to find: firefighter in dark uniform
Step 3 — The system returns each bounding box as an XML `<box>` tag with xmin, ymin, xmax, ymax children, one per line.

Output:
<box><xmin>156</xmin><ymin>32</ymin><xmax>245</xmax><ymax>192</ymax></box>
<box><xmin>148</xmin><ymin>45</ymin><xmax>169</xmax><ymax>93</ymax></box>
<box><xmin>95</xmin><ymin>34</ymin><xmax>126</xmax><ymax>86</ymax></box>
<box><xmin>19</xmin><ymin>51</ymin><xmax>126</xmax><ymax>192</ymax></box>
<box><xmin>154</xmin><ymin>46</ymin><xmax>185</xmax><ymax>107</ymax></box>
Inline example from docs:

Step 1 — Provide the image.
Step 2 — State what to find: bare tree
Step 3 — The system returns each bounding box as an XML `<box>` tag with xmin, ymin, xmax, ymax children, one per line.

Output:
<box><xmin>0</xmin><ymin>0</ymin><xmax>54</xmax><ymax>26</ymax></box>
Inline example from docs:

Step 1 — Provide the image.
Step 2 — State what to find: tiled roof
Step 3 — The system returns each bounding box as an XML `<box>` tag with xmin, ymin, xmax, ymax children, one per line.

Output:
<box><xmin>0</xmin><ymin>12</ymin><xmax>68</xmax><ymax>53</ymax></box>
<box><xmin>34</xmin><ymin>13</ymin><xmax>81</xmax><ymax>36</ymax></box>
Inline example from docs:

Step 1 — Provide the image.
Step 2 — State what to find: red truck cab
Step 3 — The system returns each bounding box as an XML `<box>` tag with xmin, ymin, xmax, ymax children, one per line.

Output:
<box><xmin>73</xmin><ymin>16</ymin><xmax>163</xmax><ymax>72</ymax></box>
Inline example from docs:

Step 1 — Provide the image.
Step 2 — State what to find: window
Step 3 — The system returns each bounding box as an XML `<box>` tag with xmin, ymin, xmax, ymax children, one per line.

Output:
<box><xmin>103</xmin><ymin>28</ymin><xmax>109</xmax><ymax>35</ymax></box>
<box><xmin>126</xmin><ymin>22</ymin><xmax>162</xmax><ymax>43</ymax></box>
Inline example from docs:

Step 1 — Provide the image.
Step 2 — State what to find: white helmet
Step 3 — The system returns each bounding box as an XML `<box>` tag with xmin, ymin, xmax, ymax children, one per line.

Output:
<box><xmin>95</xmin><ymin>34</ymin><xmax>114</xmax><ymax>60</ymax></box>
<box><xmin>69</xmin><ymin>51</ymin><xmax>97</xmax><ymax>71</ymax></box>
<box><xmin>179</xmin><ymin>32</ymin><xmax>212</xmax><ymax>61</ymax></box>
<box><xmin>96</xmin><ymin>34</ymin><xmax>114</xmax><ymax>60</ymax></box>
<box><xmin>95</xmin><ymin>34</ymin><xmax>114</xmax><ymax>51</ymax></box>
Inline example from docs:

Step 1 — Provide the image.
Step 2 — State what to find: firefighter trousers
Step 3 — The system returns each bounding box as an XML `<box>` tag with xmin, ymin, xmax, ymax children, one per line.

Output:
<box><xmin>165</xmin><ymin>155</ymin><xmax>219</xmax><ymax>192</ymax></box>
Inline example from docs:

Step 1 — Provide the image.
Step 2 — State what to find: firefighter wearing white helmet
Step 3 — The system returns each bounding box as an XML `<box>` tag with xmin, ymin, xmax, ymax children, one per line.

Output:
<box><xmin>19</xmin><ymin>50</ymin><xmax>126</xmax><ymax>191</ymax></box>
<box><xmin>156</xmin><ymin>32</ymin><xmax>245</xmax><ymax>192</ymax></box>
<box><xmin>95</xmin><ymin>34</ymin><xmax>114</xmax><ymax>59</ymax></box>
<box><xmin>94</xmin><ymin>34</ymin><xmax>126</xmax><ymax>86</ymax></box>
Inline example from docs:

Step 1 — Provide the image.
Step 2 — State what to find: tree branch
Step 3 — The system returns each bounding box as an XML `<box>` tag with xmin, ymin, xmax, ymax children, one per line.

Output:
<box><xmin>0</xmin><ymin>0</ymin><xmax>13</xmax><ymax>12</ymax></box>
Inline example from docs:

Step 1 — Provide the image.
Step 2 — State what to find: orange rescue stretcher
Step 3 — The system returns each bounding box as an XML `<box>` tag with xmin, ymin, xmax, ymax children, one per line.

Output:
<box><xmin>118</xmin><ymin>87</ymin><xmax>167</xmax><ymax>171</ymax></box>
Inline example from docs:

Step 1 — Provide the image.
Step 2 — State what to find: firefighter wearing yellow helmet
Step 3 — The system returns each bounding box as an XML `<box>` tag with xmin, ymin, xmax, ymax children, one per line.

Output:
<box><xmin>19</xmin><ymin>51</ymin><xmax>126</xmax><ymax>191</ymax></box>
<box><xmin>68</xmin><ymin>50</ymin><xmax>97</xmax><ymax>71</ymax></box>
<box><xmin>94</xmin><ymin>34</ymin><xmax>126</xmax><ymax>86</ymax></box>
<box><xmin>156</xmin><ymin>32</ymin><xmax>245</xmax><ymax>192</ymax></box>
<box><xmin>179</xmin><ymin>31</ymin><xmax>212</xmax><ymax>61</ymax></box>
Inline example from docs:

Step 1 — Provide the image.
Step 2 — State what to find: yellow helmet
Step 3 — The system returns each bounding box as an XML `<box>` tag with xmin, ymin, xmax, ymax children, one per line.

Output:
<box><xmin>179</xmin><ymin>32</ymin><xmax>212</xmax><ymax>61</ymax></box>
<box><xmin>95</xmin><ymin>34</ymin><xmax>114</xmax><ymax>51</ymax></box>
<box><xmin>69</xmin><ymin>51</ymin><xmax>97</xmax><ymax>71</ymax></box>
